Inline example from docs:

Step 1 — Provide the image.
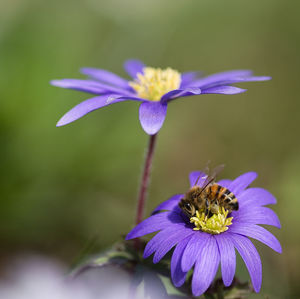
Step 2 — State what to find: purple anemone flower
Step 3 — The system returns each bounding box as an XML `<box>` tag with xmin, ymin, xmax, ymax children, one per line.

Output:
<box><xmin>51</xmin><ymin>59</ymin><xmax>271</xmax><ymax>135</ymax></box>
<box><xmin>126</xmin><ymin>171</ymin><xmax>281</xmax><ymax>296</ymax></box>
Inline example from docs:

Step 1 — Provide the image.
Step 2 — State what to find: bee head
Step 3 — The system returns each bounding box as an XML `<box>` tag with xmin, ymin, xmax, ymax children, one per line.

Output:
<box><xmin>179</xmin><ymin>199</ymin><xmax>196</xmax><ymax>217</ymax></box>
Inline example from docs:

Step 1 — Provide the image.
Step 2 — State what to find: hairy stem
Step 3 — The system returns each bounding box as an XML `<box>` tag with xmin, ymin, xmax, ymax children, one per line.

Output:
<box><xmin>135</xmin><ymin>134</ymin><xmax>157</xmax><ymax>226</ymax></box>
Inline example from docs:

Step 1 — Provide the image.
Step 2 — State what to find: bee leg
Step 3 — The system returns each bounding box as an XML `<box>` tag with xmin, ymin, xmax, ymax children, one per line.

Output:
<box><xmin>205</xmin><ymin>199</ymin><xmax>210</xmax><ymax>216</ymax></box>
<box><xmin>211</xmin><ymin>200</ymin><xmax>219</xmax><ymax>214</ymax></box>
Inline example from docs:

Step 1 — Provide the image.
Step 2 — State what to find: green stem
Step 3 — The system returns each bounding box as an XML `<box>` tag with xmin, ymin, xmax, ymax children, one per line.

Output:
<box><xmin>135</xmin><ymin>134</ymin><xmax>157</xmax><ymax>225</ymax></box>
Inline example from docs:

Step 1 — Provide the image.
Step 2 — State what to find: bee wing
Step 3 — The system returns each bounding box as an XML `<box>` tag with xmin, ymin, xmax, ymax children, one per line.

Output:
<box><xmin>192</xmin><ymin>172</ymin><xmax>207</xmax><ymax>187</ymax></box>
<box><xmin>211</xmin><ymin>164</ymin><xmax>225</xmax><ymax>179</ymax></box>
<box><xmin>200</xmin><ymin>164</ymin><xmax>225</xmax><ymax>189</ymax></box>
<box><xmin>193</xmin><ymin>161</ymin><xmax>211</xmax><ymax>186</ymax></box>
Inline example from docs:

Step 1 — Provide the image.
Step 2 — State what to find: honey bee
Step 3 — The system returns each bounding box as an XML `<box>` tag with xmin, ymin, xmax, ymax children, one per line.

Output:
<box><xmin>179</xmin><ymin>165</ymin><xmax>239</xmax><ymax>218</ymax></box>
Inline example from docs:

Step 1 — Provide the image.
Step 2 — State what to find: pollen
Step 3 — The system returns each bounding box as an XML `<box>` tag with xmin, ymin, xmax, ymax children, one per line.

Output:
<box><xmin>129</xmin><ymin>67</ymin><xmax>181</xmax><ymax>101</ymax></box>
<box><xmin>190</xmin><ymin>207</ymin><xmax>233</xmax><ymax>235</ymax></box>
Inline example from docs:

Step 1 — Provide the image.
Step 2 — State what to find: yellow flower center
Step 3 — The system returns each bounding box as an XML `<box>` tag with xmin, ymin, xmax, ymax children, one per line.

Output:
<box><xmin>129</xmin><ymin>67</ymin><xmax>181</xmax><ymax>101</ymax></box>
<box><xmin>190</xmin><ymin>207</ymin><xmax>233</xmax><ymax>235</ymax></box>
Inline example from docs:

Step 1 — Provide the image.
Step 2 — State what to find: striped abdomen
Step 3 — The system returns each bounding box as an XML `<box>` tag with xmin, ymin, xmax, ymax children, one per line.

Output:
<box><xmin>205</xmin><ymin>183</ymin><xmax>239</xmax><ymax>212</ymax></box>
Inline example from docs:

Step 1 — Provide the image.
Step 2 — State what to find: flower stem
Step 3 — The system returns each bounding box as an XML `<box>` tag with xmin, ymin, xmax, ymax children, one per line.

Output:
<box><xmin>135</xmin><ymin>134</ymin><xmax>157</xmax><ymax>226</ymax></box>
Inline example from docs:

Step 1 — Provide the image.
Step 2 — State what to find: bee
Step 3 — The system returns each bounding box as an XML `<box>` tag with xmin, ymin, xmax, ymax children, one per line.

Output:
<box><xmin>179</xmin><ymin>165</ymin><xmax>239</xmax><ymax>218</ymax></box>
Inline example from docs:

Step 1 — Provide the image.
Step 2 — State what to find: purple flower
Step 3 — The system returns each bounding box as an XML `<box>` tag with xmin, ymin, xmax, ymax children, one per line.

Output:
<box><xmin>51</xmin><ymin>59</ymin><xmax>271</xmax><ymax>135</ymax></box>
<box><xmin>126</xmin><ymin>171</ymin><xmax>281</xmax><ymax>296</ymax></box>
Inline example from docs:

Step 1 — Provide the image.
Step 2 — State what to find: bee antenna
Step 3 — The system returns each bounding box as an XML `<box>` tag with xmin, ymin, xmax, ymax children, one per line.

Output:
<box><xmin>205</xmin><ymin>177</ymin><xmax>215</xmax><ymax>188</ymax></box>
<box><xmin>199</xmin><ymin>177</ymin><xmax>215</xmax><ymax>193</ymax></box>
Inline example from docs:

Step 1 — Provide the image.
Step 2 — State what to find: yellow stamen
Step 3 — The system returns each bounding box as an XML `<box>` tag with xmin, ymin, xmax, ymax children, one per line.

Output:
<box><xmin>129</xmin><ymin>67</ymin><xmax>181</xmax><ymax>101</ymax></box>
<box><xmin>190</xmin><ymin>207</ymin><xmax>233</xmax><ymax>235</ymax></box>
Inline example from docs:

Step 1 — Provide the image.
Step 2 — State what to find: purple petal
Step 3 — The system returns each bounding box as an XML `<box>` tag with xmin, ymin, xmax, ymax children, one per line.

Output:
<box><xmin>153</xmin><ymin>227</ymin><xmax>194</xmax><ymax>263</ymax></box>
<box><xmin>56</xmin><ymin>95</ymin><xmax>127</xmax><ymax>127</ymax></box>
<box><xmin>229</xmin><ymin>223</ymin><xmax>282</xmax><ymax>253</ymax></box>
<box><xmin>171</xmin><ymin>236</ymin><xmax>191</xmax><ymax>287</ymax></box>
<box><xmin>152</xmin><ymin>194</ymin><xmax>183</xmax><ymax>214</ymax></box>
<box><xmin>139</xmin><ymin>101</ymin><xmax>168</xmax><ymax>135</ymax></box>
<box><xmin>126</xmin><ymin>211</ymin><xmax>184</xmax><ymax>240</ymax></box>
<box><xmin>217</xmin><ymin>179</ymin><xmax>232</xmax><ymax>188</ymax></box>
<box><xmin>207</xmin><ymin>76</ymin><xmax>271</xmax><ymax>88</ymax></box>
<box><xmin>108</xmin><ymin>95</ymin><xmax>145</xmax><ymax>102</ymax></box>
<box><xmin>229</xmin><ymin>234</ymin><xmax>262</xmax><ymax>293</ymax></box>
<box><xmin>228</xmin><ymin>172</ymin><xmax>257</xmax><ymax>195</ymax></box>
<box><xmin>180</xmin><ymin>71</ymin><xmax>203</xmax><ymax>88</ymax></box>
<box><xmin>51</xmin><ymin>79</ymin><xmax>133</xmax><ymax>96</ymax></box>
<box><xmin>233</xmin><ymin>206</ymin><xmax>281</xmax><ymax>228</ymax></box>
<box><xmin>238</xmin><ymin>187</ymin><xmax>277</xmax><ymax>208</ymax></box>
<box><xmin>201</xmin><ymin>86</ymin><xmax>247</xmax><ymax>95</ymax></box>
<box><xmin>192</xmin><ymin>236</ymin><xmax>220</xmax><ymax>296</ymax></box>
<box><xmin>143</xmin><ymin>226</ymin><xmax>186</xmax><ymax>259</ymax></box>
<box><xmin>191</xmin><ymin>76</ymin><xmax>271</xmax><ymax>91</ymax></box>
<box><xmin>80</xmin><ymin>68</ymin><xmax>130</xmax><ymax>89</ymax></box>
<box><xmin>51</xmin><ymin>79</ymin><xmax>107</xmax><ymax>94</ymax></box>
<box><xmin>215</xmin><ymin>233</ymin><xmax>236</xmax><ymax>287</ymax></box>
<box><xmin>181</xmin><ymin>232</ymin><xmax>210</xmax><ymax>272</ymax></box>
<box><xmin>187</xmin><ymin>70</ymin><xmax>253</xmax><ymax>88</ymax></box>
<box><xmin>189</xmin><ymin>171</ymin><xmax>207</xmax><ymax>187</ymax></box>
<box><xmin>124</xmin><ymin>59</ymin><xmax>145</xmax><ymax>78</ymax></box>
<box><xmin>160</xmin><ymin>87</ymin><xmax>201</xmax><ymax>103</ymax></box>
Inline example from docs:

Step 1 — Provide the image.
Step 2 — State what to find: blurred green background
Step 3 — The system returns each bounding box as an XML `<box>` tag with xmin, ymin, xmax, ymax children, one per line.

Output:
<box><xmin>0</xmin><ymin>0</ymin><xmax>299</xmax><ymax>297</ymax></box>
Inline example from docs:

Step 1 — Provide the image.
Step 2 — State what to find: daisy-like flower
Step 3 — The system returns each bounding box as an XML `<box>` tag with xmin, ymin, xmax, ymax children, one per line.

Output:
<box><xmin>126</xmin><ymin>171</ymin><xmax>282</xmax><ymax>296</ymax></box>
<box><xmin>51</xmin><ymin>59</ymin><xmax>271</xmax><ymax>135</ymax></box>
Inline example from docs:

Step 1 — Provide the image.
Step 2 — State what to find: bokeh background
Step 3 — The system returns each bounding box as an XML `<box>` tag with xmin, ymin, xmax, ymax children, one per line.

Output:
<box><xmin>0</xmin><ymin>0</ymin><xmax>299</xmax><ymax>297</ymax></box>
